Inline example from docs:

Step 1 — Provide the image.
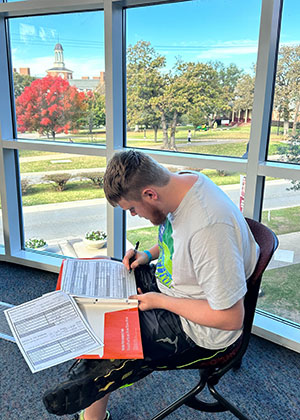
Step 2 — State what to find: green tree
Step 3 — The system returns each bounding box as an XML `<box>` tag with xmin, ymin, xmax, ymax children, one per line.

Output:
<box><xmin>274</xmin><ymin>45</ymin><xmax>300</xmax><ymax>135</ymax></box>
<box><xmin>85</xmin><ymin>90</ymin><xmax>106</xmax><ymax>134</ymax></box>
<box><xmin>181</xmin><ymin>61</ymin><xmax>229</xmax><ymax>128</ymax></box>
<box><xmin>13</xmin><ymin>71</ymin><xmax>35</xmax><ymax>98</ymax></box>
<box><xmin>153</xmin><ymin>63</ymin><xmax>190</xmax><ymax>149</ymax></box>
<box><xmin>188</xmin><ymin>107</ymin><xmax>208</xmax><ymax>132</ymax></box>
<box><xmin>233</xmin><ymin>74</ymin><xmax>255</xmax><ymax>122</ymax></box>
<box><xmin>278</xmin><ymin>133</ymin><xmax>300</xmax><ymax>190</ymax></box>
<box><xmin>127</xmin><ymin>41</ymin><xmax>165</xmax><ymax>141</ymax></box>
<box><xmin>212</xmin><ymin>62</ymin><xmax>243</xmax><ymax>94</ymax></box>
<box><xmin>211</xmin><ymin>61</ymin><xmax>243</xmax><ymax>122</ymax></box>
<box><xmin>127</xmin><ymin>42</ymin><xmax>190</xmax><ymax>149</ymax></box>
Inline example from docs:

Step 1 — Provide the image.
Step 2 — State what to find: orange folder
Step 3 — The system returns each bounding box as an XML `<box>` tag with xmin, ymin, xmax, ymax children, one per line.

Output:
<box><xmin>56</xmin><ymin>259</ymin><xmax>143</xmax><ymax>359</ymax></box>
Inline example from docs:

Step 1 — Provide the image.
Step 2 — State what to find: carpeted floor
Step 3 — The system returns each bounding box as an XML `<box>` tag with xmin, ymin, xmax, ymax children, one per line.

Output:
<box><xmin>0</xmin><ymin>261</ymin><xmax>299</xmax><ymax>420</ymax></box>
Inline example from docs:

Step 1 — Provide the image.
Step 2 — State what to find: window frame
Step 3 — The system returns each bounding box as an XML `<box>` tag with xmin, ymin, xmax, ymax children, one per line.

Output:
<box><xmin>0</xmin><ymin>0</ymin><xmax>299</xmax><ymax>352</ymax></box>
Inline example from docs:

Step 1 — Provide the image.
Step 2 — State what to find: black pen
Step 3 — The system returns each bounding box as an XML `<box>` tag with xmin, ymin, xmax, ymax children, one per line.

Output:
<box><xmin>129</xmin><ymin>241</ymin><xmax>140</xmax><ymax>273</ymax></box>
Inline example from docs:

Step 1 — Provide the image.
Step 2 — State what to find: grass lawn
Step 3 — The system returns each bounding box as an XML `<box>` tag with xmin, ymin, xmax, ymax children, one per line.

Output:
<box><xmin>202</xmin><ymin>170</ymin><xmax>242</xmax><ymax>185</ymax></box>
<box><xmin>257</xmin><ymin>264</ymin><xmax>300</xmax><ymax>323</ymax></box>
<box><xmin>129</xmin><ymin>124</ymin><xmax>285</xmax><ymax>140</ymax></box>
<box><xmin>19</xmin><ymin>150</ymin><xmax>61</xmax><ymax>158</ymax></box>
<box><xmin>127</xmin><ymin>226</ymin><xmax>158</xmax><ymax>251</ymax></box>
<box><xmin>178</xmin><ymin>140</ymin><xmax>281</xmax><ymax>157</ymax></box>
<box><xmin>20</xmin><ymin>155</ymin><xmax>107</xmax><ymax>173</ymax></box>
<box><xmin>262</xmin><ymin>206</ymin><xmax>300</xmax><ymax>235</ymax></box>
<box><xmin>22</xmin><ymin>181</ymin><xmax>105</xmax><ymax>206</ymax></box>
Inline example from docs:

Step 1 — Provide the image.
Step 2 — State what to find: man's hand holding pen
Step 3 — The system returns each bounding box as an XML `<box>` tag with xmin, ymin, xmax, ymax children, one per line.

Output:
<box><xmin>129</xmin><ymin>241</ymin><xmax>139</xmax><ymax>273</ymax></box>
<box><xmin>123</xmin><ymin>241</ymin><xmax>149</xmax><ymax>271</ymax></box>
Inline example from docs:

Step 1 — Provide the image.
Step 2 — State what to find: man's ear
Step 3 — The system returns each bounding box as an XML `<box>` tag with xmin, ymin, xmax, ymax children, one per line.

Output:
<box><xmin>142</xmin><ymin>188</ymin><xmax>158</xmax><ymax>201</ymax></box>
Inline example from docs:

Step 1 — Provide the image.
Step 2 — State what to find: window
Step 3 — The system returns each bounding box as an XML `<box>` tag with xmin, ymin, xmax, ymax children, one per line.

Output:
<box><xmin>20</xmin><ymin>150</ymin><xmax>107</xmax><ymax>258</ymax></box>
<box><xmin>0</xmin><ymin>0</ymin><xmax>299</xmax><ymax>351</ymax></box>
<box><xmin>267</xmin><ymin>0</ymin><xmax>300</xmax><ymax>162</ymax></box>
<box><xmin>258</xmin><ymin>177</ymin><xmax>300</xmax><ymax>324</ymax></box>
<box><xmin>9</xmin><ymin>11</ymin><xmax>106</xmax><ymax>145</ymax></box>
<box><xmin>126</xmin><ymin>0</ymin><xmax>261</xmax><ymax>158</ymax></box>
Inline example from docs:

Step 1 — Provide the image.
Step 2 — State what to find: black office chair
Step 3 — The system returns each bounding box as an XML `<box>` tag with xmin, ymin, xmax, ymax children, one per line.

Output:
<box><xmin>150</xmin><ymin>218</ymin><xmax>279</xmax><ymax>420</ymax></box>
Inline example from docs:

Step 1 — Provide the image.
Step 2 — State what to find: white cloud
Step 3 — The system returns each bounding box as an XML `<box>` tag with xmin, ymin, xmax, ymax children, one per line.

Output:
<box><xmin>67</xmin><ymin>57</ymin><xmax>104</xmax><ymax>78</ymax></box>
<box><xmin>280</xmin><ymin>40</ymin><xmax>300</xmax><ymax>47</ymax></box>
<box><xmin>197</xmin><ymin>45</ymin><xmax>258</xmax><ymax>59</ymax></box>
<box><xmin>38</xmin><ymin>27</ymin><xmax>47</xmax><ymax>41</ymax></box>
<box><xmin>19</xmin><ymin>23</ymin><xmax>36</xmax><ymax>39</ymax></box>
<box><xmin>194</xmin><ymin>39</ymin><xmax>300</xmax><ymax>60</ymax></box>
<box><xmin>13</xmin><ymin>55</ymin><xmax>53</xmax><ymax>77</ymax></box>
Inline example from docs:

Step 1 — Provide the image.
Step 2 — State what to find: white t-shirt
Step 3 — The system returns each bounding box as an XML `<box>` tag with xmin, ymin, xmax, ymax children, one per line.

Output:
<box><xmin>155</xmin><ymin>172</ymin><xmax>260</xmax><ymax>349</ymax></box>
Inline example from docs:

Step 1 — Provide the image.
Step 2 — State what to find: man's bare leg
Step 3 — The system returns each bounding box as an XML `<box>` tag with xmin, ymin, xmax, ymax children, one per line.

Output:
<box><xmin>83</xmin><ymin>394</ymin><xmax>110</xmax><ymax>420</ymax></box>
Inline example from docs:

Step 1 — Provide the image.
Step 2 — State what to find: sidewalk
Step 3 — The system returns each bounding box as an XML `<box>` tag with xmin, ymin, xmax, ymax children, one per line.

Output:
<box><xmin>269</xmin><ymin>231</ymin><xmax>300</xmax><ymax>269</ymax></box>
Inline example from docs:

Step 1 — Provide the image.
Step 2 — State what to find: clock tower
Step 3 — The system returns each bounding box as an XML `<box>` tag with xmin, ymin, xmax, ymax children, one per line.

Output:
<box><xmin>46</xmin><ymin>43</ymin><xmax>73</xmax><ymax>80</ymax></box>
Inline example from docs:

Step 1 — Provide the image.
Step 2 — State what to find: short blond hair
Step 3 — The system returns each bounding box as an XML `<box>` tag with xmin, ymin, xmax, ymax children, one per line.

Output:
<box><xmin>104</xmin><ymin>150</ymin><xmax>170</xmax><ymax>206</ymax></box>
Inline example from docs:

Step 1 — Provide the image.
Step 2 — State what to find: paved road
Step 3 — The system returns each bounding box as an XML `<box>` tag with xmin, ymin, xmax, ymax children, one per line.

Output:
<box><xmin>1</xmin><ymin>179</ymin><xmax>299</xmax><ymax>242</ymax></box>
<box><xmin>21</xmin><ymin>199</ymin><xmax>152</xmax><ymax>240</ymax></box>
<box><xmin>222</xmin><ymin>179</ymin><xmax>300</xmax><ymax>211</ymax></box>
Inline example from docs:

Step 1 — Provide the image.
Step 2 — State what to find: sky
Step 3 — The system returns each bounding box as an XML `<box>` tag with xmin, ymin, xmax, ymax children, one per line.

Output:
<box><xmin>9</xmin><ymin>0</ymin><xmax>300</xmax><ymax>79</ymax></box>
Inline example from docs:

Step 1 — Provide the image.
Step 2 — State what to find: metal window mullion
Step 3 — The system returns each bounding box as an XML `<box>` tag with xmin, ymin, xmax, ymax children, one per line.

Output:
<box><xmin>0</xmin><ymin>0</ymin><xmax>188</xmax><ymax>18</ymax></box>
<box><xmin>0</xmin><ymin>0</ymin><xmax>105</xmax><ymax>18</ymax></box>
<box><xmin>2</xmin><ymin>138</ymin><xmax>107</xmax><ymax>157</ymax></box>
<box><xmin>144</xmin><ymin>149</ymin><xmax>248</xmax><ymax>173</ymax></box>
<box><xmin>104</xmin><ymin>0</ymin><xmax>125</xmax><ymax>259</ymax></box>
<box><xmin>258</xmin><ymin>161</ymin><xmax>300</xmax><ymax>179</ymax></box>
<box><xmin>243</xmin><ymin>0</ymin><xmax>283</xmax><ymax>220</ymax></box>
<box><xmin>0</xmin><ymin>17</ymin><xmax>24</xmax><ymax>256</ymax></box>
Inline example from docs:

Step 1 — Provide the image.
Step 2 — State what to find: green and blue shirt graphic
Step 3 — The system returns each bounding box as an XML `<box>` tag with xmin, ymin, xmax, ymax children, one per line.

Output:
<box><xmin>155</xmin><ymin>218</ymin><xmax>174</xmax><ymax>288</ymax></box>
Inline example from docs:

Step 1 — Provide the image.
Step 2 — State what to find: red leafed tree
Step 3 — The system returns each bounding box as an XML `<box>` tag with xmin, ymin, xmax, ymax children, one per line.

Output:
<box><xmin>15</xmin><ymin>75</ymin><xmax>86</xmax><ymax>140</ymax></box>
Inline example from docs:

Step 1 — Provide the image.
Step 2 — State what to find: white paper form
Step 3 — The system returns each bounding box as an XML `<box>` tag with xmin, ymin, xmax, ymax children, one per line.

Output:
<box><xmin>4</xmin><ymin>291</ymin><xmax>103</xmax><ymax>373</ymax></box>
<box><xmin>60</xmin><ymin>259</ymin><xmax>137</xmax><ymax>299</ymax></box>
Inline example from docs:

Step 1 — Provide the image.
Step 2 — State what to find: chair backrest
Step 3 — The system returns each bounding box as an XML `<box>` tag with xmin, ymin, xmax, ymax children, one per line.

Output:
<box><xmin>210</xmin><ymin>218</ymin><xmax>278</xmax><ymax>381</ymax></box>
<box><xmin>243</xmin><ymin>218</ymin><xmax>279</xmax><ymax>338</ymax></box>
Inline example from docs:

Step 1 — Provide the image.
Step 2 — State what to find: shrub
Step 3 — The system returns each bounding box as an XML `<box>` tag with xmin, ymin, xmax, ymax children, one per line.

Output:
<box><xmin>216</xmin><ymin>169</ymin><xmax>228</xmax><ymax>177</ymax></box>
<box><xmin>278</xmin><ymin>133</ymin><xmax>300</xmax><ymax>191</ymax></box>
<box><xmin>85</xmin><ymin>230</ymin><xmax>107</xmax><ymax>241</ymax></box>
<box><xmin>43</xmin><ymin>173</ymin><xmax>72</xmax><ymax>191</ymax></box>
<box><xmin>79</xmin><ymin>171</ymin><xmax>104</xmax><ymax>188</ymax></box>
<box><xmin>21</xmin><ymin>179</ymin><xmax>31</xmax><ymax>194</ymax></box>
<box><xmin>25</xmin><ymin>238</ymin><xmax>47</xmax><ymax>249</ymax></box>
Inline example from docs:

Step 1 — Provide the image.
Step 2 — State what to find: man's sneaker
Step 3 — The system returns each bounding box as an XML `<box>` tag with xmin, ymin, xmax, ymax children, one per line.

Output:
<box><xmin>73</xmin><ymin>409</ymin><xmax>111</xmax><ymax>420</ymax></box>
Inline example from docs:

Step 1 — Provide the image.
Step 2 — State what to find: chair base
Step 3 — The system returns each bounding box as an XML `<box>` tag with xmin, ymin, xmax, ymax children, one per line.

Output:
<box><xmin>150</xmin><ymin>370</ymin><xmax>250</xmax><ymax>420</ymax></box>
